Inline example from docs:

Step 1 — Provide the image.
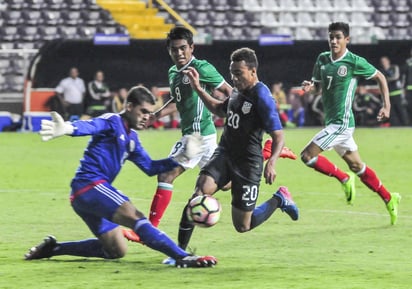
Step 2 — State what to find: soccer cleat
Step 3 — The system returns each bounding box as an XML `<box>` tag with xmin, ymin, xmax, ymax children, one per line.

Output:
<box><xmin>262</xmin><ymin>139</ymin><xmax>297</xmax><ymax>160</ymax></box>
<box><xmin>280</xmin><ymin>147</ymin><xmax>297</xmax><ymax>160</ymax></box>
<box><xmin>122</xmin><ymin>228</ymin><xmax>142</xmax><ymax>243</ymax></box>
<box><xmin>175</xmin><ymin>255</ymin><xmax>217</xmax><ymax>268</ymax></box>
<box><xmin>274</xmin><ymin>186</ymin><xmax>299</xmax><ymax>221</ymax></box>
<box><xmin>24</xmin><ymin>235</ymin><xmax>57</xmax><ymax>260</ymax></box>
<box><xmin>341</xmin><ymin>172</ymin><xmax>356</xmax><ymax>205</ymax></box>
<box><xmin>386</xmin><ymin>193</ymin><xmax>401</xmax><ymax>225</ymax></box>
<box><xmin>162</xmin><ymin>257</ymin><xmax>176</xmax><ymax>266</ymax></box>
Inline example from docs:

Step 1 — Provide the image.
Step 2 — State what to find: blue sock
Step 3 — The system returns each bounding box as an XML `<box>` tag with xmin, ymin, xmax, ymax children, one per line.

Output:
<box><xmin>53</xmin><ymin>238</ymin><xmax>108</xmax><ymax>258</ymax></box>
<box><xmin>250</xmin><ymin>198</ymin><xmax>278</xmax><ymax>230</ymax></box>
<box><xmin>134</xmin><ymin>218</ymin><xmax>188</xmax><ymax>260</ymax></box>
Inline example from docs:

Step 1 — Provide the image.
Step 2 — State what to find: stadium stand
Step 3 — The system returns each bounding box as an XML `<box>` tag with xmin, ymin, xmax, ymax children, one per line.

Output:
<box><xmin>0</xmin><ymin>0</ymin><xmax>411</xmax><ymax>96</ymax></box>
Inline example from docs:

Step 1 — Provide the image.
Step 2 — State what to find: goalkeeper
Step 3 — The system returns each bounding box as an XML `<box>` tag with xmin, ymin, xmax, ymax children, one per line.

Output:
<box><xmin>24</xmin><ymin>85</ymin><xmax>217</xmax><ymax>268</ymax></box>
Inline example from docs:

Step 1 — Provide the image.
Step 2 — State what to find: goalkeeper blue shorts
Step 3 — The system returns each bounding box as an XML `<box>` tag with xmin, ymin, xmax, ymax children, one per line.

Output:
<box><xmin>70</xmin><ymin>180</ymin><xmax>130</xmax><ymax>236</ymax></box>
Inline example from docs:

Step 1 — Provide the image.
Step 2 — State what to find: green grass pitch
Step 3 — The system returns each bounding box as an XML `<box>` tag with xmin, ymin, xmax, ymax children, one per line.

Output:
<box><xmin>0</xmin><ymin>128</ymin><xmax>411</xmax><ymax>289</ymax></box>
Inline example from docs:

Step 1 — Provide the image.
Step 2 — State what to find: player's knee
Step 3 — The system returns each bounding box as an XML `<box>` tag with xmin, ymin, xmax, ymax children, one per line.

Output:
<box><xmin>348</xmin><ymin>162</ymin><xmax>364</xmax><ymax>174</ymax></box>
<box><xmin>300</xmin><ymin>152</ymin><xmax>315</xmax><ymax>166</ymax></box>
<box><xmin>157</xmin><ymin>172</ymin><xmax>174</xmax><ymax>183</ymax></box>
<box><xmin>105</xmin><ymin>247</ymin><xmax>127</xmax><ymax>259</ymax></box>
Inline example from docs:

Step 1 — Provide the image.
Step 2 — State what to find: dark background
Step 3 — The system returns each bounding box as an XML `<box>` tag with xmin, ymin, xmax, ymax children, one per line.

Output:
<box><xmin>30</xmin><ymin>39</ymin><xmax>412</xmax><ymax>91</ymax></box>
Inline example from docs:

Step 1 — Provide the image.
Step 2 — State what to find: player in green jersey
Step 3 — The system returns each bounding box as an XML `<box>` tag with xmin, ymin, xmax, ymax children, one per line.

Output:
<box><xmin>122</xmin><ymin>27</ymin><xmax>233</xmax><ymax>249</ymax></box>
<box><xmin>301</xmin><ymin>22</ymin><xmax>401</xmax><ymax>225</ymax></box>
<box><xmin>149</xmin><ymin>27</ymin><xmax>233</xmax><ymax>231</ymax></box>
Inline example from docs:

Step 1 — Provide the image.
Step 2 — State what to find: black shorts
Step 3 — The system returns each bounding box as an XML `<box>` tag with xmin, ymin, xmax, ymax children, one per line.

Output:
<box><xmin>201</xmin><ymin>147</ymin><xmax>263</xmax><ymax>211</ymax></box>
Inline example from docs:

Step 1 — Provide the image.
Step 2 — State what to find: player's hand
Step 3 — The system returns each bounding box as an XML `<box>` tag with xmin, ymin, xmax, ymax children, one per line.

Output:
<box><xmin>301</xmin><ymin>80</ymin><xmax>313</xmax><ymax>93</ymax></box>
<box><xmin>39</xmin><ymin>111</ymin><xmax>74</xmax><ymax>141</ymax></box>
<box><xmin>172</xmin><ymin>133</ymin><xmax>203</xmax><ymax>164</ymax></box>
<box><xmin>377</xmin><ymin>106</ymin><xmax>390</xmax><ymax>122</ymax></box>
<box><xmin>183</xmin><ymin>67</ymin><xmax>202</xmax><ymax>91</ymax></box>
<box><xmin>264</xmin><ymin>160</ymin><xmax>277</xmax><ymax>185</ymax></box>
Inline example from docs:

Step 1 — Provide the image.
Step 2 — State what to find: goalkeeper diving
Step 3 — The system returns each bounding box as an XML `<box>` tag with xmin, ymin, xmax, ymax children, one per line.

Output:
<box><xmin>24</xmin><ymin>85</ymin><xmax>217</xmax><ymax>268</ymax></box>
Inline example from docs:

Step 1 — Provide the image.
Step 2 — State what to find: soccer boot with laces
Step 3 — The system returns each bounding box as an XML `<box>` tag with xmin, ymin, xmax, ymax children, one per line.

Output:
<box><xmin>274</xmin><ymin>186</ymin><xmax>299</xmax><ymax>221</ymax></box>
<box><xmin>341</xmin><ymin>172</ymin><xmax>356</xmax><ymax>205</ymax></box>
<box><xmin>175</xmin><ymin>255</ymin><xmax>217</xmax><ymax>268</ymax></box>
<box><xmin>24</xmin><ymin>235</ymin><xmax>57</xmax><ymax>260</ymax></box>
<box><xmin>386</xmin><ymin>192</ymin><xmax>401</xmax><ymax>225</ymax></box>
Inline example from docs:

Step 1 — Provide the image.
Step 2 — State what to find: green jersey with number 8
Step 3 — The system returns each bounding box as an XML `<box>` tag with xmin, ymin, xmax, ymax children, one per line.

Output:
<box><xmin>168</xmin><ymin>57</ymin><xmax>225</xmax><ymax>136</ymax></box>
<box><xmin>311</xmin><ymin>50</ymin><xmax>377</xmax><ymax>127</ymax></box>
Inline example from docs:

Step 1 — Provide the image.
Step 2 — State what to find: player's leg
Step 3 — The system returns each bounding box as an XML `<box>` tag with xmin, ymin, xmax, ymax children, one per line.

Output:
<box><xmin>118</xmin><ymin>202</ymin><xmax>218</xmax><ymax>266</ymax></box>
<box><xmin>150</xmin><ymin>166</ymin><xmax>185</xmax><ymax>227</ymax></box>
<box><xmin>177</xmin><ymin>173</ymin><xmax>219</xmax><ymax>250</ymax></box>
<box><xmin>25</xmin><ymin>181</ymin><xmax>128</xmax><ymax>260</ymax></box>
<box><xmin>149</xmin><ymin>134</ymin><xmax>212</xmax><ymax>228</ymax></box>
<box><xmin>342</xmin><ymin>150</ymin><xmax>400</xmax><ymax>224</ymax></box>
<box><xmin>123</xmin><ymin>140</ymin><xmax>188</xmax><ymax>242</ymax></box>
<box><xmin>301</xmin><ymin>126</ymin><xmax>354</xmax><ymax>203</ymax></box>
<box><xmin>231</xmin><ymin>184</ymin><xmax>299</xmax><ymax>233</ymax></box>
<box><xmin>24</xmin><ymin>212</ymin><xmax>122</xmax><ymax>260</ymax></box>
<box><xmin>301</xmin><ymin>141</ymin><xmax>349</xmax><ymax>182</ymax></box>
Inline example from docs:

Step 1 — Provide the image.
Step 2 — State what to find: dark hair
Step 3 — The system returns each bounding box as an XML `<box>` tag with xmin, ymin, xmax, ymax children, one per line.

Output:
<box><xmin>166</xmin><ymin>26</ymin><xmax>194</xmax><ymax>47</ymax></box>
<box><xmin>328</xmin><ymin>22</ymin><xmax>350</xmax><ymax>37</ymax></box>
<box><xmin>127</xmin><ymin>85</ymin><xmax>156</xmax><ymax>106</ymax></box>
<box><xmin>230</xmin><ymin>47</ymin><xmax>258</xmax><ymax>69</ymax></box>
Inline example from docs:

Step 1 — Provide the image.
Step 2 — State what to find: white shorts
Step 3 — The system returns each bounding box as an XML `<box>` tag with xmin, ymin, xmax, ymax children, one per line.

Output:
<box><xmin>168</xmin><ymin>133</ymin><xmax>217</xmax><ymax>169</ymax></box>
<box><xmin>310</xmin><ymin>124</ymin><xmax>358</xmax><ymax>156</ymax></box>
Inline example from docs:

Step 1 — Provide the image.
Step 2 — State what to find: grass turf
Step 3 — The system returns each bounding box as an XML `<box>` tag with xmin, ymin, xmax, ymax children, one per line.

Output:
<box><xmin>0</xmin><ymin>128</ymin><xmax>411</xmax><ymax>289</ymax></box>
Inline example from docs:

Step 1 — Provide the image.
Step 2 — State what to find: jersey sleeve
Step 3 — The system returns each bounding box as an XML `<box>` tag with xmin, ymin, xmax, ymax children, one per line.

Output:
<box><xmin>196</xmin><ymin>61</ymin><xmax>225</xmax><ymax>90</ymax></box>
<box><xmin>256</xmin><ymin>84</ymin><xmax>283</xmax><ymax>132</ymax></box>
<box><xmin>354</xmin><ymin>55</ymin><xmax>377</xmax><ymax>79</ymax></box>
<box><xmin>311</xmin><ymin>53</ymin><xmax>323</xmax><ymax>82</ymax></box>
<box><xmin>71</xmin><ymin>114</ymin><xmax>116</xmax><ymax>136</ymax></box>
<box><xmin>128</xmin><ymin>133</ymin><xmax>179</xmax><ymax>176</ymax></box>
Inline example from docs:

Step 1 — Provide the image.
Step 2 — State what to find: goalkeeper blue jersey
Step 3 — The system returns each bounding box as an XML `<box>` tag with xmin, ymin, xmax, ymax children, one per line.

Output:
<box><xmin>69</xmin><ymin>113</ymin><xmax>178</xmax><ymax>190</ymax></box>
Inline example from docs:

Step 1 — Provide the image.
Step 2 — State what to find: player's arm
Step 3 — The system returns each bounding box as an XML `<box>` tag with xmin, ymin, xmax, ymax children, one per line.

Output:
<box><xmin>214</xmin><ymin>81</ymin><xmax>233</xmax><ymax>100</ymax></box>
<box><xmin>153</xmin><ymin>98</ymin><xmax>177</xmax><ymax>119</ymax></box>
<box><xmin>129</xmin><ymin>144</ymin><xmax>179</xmax><ymax>176</ymax></box>
<box><xmin>39</xmin><ymin>111</ymin><xmax>114</xmax><ymax>141</ymax></box>
<box><xmin>39</xmin><ymin>111</ymin><xmax>74</xmax><ymax>141</ymax></box>
<box><xmin>371</xmin><ymin>70</ymin><xmax>391</xmax><ymax>122</ymax></box>
<box><xmin>130</xmin><ymin>134</ymin><xmax>202</xmax><ymax>176</ymax></box>
<box><xmin>264</xmin><ymin>129</ymin><xmax>285</xmax><ymax>185</ymax></box>
<box><xmin>302</xmin><ymin>80</ymin><xmax>321</xmax><ymax>95</ymax></box>
<box><xmin>183</xmin><ymin>66</ymin><xmax>226</xmax><ymax>117</ymax></box>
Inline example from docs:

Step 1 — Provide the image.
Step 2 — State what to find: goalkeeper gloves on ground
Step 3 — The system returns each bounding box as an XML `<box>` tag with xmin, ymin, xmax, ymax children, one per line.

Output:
<box><xmin>39</xmin><ymin>111</ymin><xmax>74</xmax><ymax>141</ymax></box>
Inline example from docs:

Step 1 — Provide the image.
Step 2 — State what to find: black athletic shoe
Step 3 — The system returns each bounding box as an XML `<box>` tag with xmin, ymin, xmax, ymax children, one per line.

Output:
<box><xmin>24</xmin><ymin>235</ymin><xmax>57</xmax><ymax>260</ymax></box>
<box><xmin>175</xmin><ymin>255</ymin><xmax>217</xmax><ymax>268</ymax></box>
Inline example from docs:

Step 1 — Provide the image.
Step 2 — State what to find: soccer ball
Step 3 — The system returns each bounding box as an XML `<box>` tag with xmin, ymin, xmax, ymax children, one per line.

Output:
<box><xmin>186</xmin><ymin>195</ymin><xmax>221</xmax><ymax>227</ymax></box>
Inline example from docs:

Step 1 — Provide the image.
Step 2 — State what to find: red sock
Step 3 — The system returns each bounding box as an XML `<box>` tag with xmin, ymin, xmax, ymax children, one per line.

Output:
<box><xmin>149</xmin><ymin>183</ymin><xmax>173</xmax><ymax>227</ymax></box>
<box><xmin>359</xmin><ymin>166</ymin><xmax>391</xmax><ymax>202</ymax></box>
<box><xmin>313</xmin><ymin>155</ymin><xmax>348</xmax><ymax>182</ymax></box>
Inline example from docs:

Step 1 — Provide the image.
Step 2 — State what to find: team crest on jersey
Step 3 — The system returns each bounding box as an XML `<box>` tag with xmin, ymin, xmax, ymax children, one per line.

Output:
<box><xmin>337</xmin><ymin>65</ymin><xmax>347</xmax><ymax>76</ymax></box>
<box><xmin>182</xmin><ymin>74</ymin><xmax>190</xmax><ymax>84</ymax></box>
<box><xmin>242</xmin><ymin>101</ymin><xmax>252</xmax><ymax>114</ymax></box>
<box><xmin>129</xmin><ymin>140</ymin><xmax>135</xmax><ymax>152</ymax></box>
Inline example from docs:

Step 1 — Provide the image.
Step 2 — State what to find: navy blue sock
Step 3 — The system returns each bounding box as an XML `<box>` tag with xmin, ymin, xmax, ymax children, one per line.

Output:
<box><xmin>134</xmin><ymin>218</ymin><xmax>188</xmax><ymax>260</ymax></box>
<box><xmin>53</xmin><ymin>238</ymin><xmax>108</xmax><ymax>258</ymax></box>
<box><xmin>250</xmin><ymin>197</ymin><xmax>279</xmax><ymax>230</ymax></box>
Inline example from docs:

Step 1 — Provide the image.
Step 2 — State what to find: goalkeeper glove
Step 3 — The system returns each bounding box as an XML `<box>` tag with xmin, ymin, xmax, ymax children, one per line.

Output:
<box><xmin>39</xmin><ymin>111</ymin><xmax>74</xmax><ymax>141</ymax></box>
